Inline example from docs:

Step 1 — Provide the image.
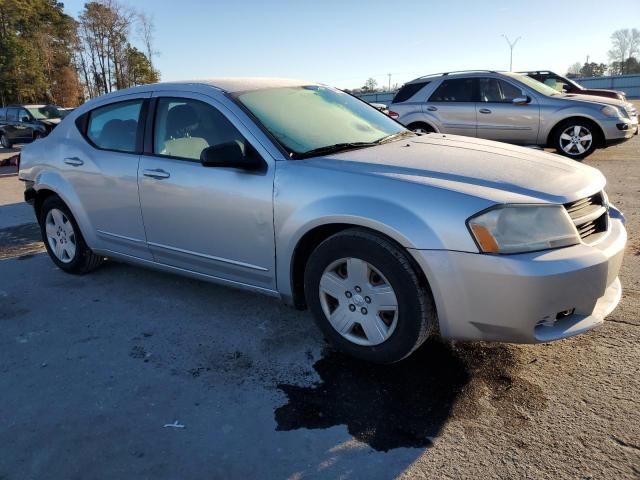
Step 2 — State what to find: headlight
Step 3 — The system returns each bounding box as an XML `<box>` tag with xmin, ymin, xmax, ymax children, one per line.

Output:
<box><xmin>601</xmin><ymin>105</ymin><xmax>623</xmax><ymax>119</ymax></box>
<box><xmin>467</xmin><ymin>205</ymin><xmax>579</xmax><ymax>254</ymax></box>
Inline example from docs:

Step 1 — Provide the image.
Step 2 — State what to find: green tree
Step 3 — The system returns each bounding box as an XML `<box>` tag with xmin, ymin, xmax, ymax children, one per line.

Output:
<box><xmin>579</xmin><ymin>62</ymin><xmax>608</xmax><ymax>77</ymax></box>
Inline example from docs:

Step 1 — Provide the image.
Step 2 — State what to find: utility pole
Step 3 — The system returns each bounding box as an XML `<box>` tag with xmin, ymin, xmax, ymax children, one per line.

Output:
<box><xmin>387</xmin><ymin>73</ymin><xmax>392</xmax><ymax>91</ymax></box>
<box><xmin>501</xmin><ymin>34</ymin><xmax>521</xmax><ymax>71</ymax></box>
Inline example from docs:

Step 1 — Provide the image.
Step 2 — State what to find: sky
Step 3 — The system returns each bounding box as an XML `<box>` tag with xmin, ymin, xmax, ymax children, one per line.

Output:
<box><xmin>61</xmin><ymin>0</ymin><xmax>640</xmax><ymax>90</ymax></box>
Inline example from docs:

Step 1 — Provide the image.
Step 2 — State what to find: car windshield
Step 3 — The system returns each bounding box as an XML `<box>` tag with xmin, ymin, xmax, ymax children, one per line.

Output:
<box><xmin>503</xmin><ymin>73</ymin><xmax>562</xmax><ymax>97</ymax></box>
<box><xmin>234</xmin><ymin>85</ymin><xmax>406</xmax><ymax>158</ymax></box>
<box><xmin>26</xmin><ymin>105</ymin><xmax>62</xmax><ymax>120</ymax></box>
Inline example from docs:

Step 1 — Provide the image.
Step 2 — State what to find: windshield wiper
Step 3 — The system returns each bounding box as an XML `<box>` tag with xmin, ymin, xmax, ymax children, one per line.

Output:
<box><xmin>295</xmin><ymin>142</ymin><xmax>378</xmax><ymax>159</ymax></box>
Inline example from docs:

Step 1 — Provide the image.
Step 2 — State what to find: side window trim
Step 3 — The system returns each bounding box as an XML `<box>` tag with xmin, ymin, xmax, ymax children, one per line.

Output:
<box><xmin>78</xmin><ymin>98</ymin><xmax>148</xmax><ymax>155</ymax></box>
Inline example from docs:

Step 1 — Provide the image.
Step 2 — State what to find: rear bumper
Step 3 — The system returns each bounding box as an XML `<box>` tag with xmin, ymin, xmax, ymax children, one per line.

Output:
<box><xmin>410</xmin><ymin>215</ymin><xmax>626</xmax><ymax>343</ymax></box>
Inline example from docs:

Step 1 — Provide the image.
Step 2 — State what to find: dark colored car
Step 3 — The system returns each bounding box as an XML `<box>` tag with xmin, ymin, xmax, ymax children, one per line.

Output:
<box><xmin>520</xmin><ymin>71</ymin><xmax>627</xmax><ymax>101</ymax></box>
<box><xmin>0</xmin><ymin>104</ymin><xmax>63</xmax><ymax>148</ymax></box>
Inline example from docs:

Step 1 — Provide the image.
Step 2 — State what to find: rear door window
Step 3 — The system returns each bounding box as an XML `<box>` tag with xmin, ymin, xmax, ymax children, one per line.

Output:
<box><xmin>428</xmin><ymin>78</ymin><xmax>477</xmax><ymax>102</ymax></box>
<box><xmin>86</xmin><ymin>100</ymin><xmax>143</xmax><ymax>153</ymax></box>
<box><xmin>7</xmin><ymin>108</ymin><xmax>18</xmax><ymax>121</ymax></box>
<box><xmin>0</xmin><ymin>108</ymin><xmax>5</xmax><ymax>121</ymax></box>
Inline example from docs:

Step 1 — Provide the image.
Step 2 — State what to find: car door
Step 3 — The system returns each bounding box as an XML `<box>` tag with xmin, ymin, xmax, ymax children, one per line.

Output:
<box><xmin>5</xmin><ymin>108</ymin><xmax>19</xmax><ymax>141</ymax></box>
<box><xmin>66</xmin><ymin>93</ymin><xmax>153</xmax><ymax>260</ymax></box>
<box><xmin>476</xmin><ymin>77</ymin><xmax>540</xmax><ymax>145</ymax></box>
<box><xmin>138</xmin><ymin>92</ymin><xmax>276</xmax><ymax>290</ymax></box>
<box><xmin>423</xmin><ymin>78</ymin><xmax>477</xmax><ymax>137</ymax></box>
<box><xmin>16</xmin><ymin>108</ymin><xmax>35</xmax><ymax>140</ymax></box>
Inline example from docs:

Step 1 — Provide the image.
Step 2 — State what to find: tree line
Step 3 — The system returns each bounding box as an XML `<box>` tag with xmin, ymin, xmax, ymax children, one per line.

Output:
<box><xmin>567</xmin><ymin>28</ymin><xmax>640</xmax><ymax>77</ymax></box>
<box><xmin>0</xmin><ymin>0</ymin><xmax>158</xmax><ymax>107</ymax></box>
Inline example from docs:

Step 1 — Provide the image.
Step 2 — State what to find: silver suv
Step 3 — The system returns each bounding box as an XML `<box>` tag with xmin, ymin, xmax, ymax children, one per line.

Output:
<box><xmin>389</xmin><ymin>70</ymin><xmax>638</xmax><ymax>159</ymax></box>
<box><xmin>19</xmin><ymin>79</ymin><xmax>627</xmax><ymax>363</ymax></box>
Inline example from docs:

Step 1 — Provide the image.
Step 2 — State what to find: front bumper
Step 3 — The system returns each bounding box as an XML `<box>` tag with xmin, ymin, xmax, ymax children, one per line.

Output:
<box><xmin>602</xmin><ymin>117</ymin><xmax>638</xmax><ymax>144</ymax></box>
<box><xmin>410</xmin><ymin>215</ymin><xmax>626</xmax><ymax>343</ymax></box>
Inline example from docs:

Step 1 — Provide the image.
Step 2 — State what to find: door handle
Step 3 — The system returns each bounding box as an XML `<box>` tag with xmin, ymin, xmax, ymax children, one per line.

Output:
<box><xmin>479</xmin><ymin>108</ymin><xmax>492</xmax><ymax>114</ymax></box>
<box><xmin>64</xmin><ymin>157</ymin><xmax>84</xmax><ymax>166</ymax></box>
<box><xmin>143</xmin><ymin>168</ymin><xmax>170</xmax><ymax>179</ymax></box>
<box><xmin>426</xmin><ymin>106</ymin><xmax>438</xmax><ymax>111</ymax></box>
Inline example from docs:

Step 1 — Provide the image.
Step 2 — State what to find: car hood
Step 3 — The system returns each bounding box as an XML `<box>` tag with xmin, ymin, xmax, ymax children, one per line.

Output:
<box><xmin>305</xmin><ymin>134</ymin><xmax>605</xmax><ymax>204</ymax></box>
<box><xmin>561</xmin><ymin>93</ymin><xmax>627</xmax><ymax>108</ymax></box>
<box><xmin>575</xmin><ymin>88</ymin><xmax>624</xmax><ymax>99</ymax></box>
<box><xmin>40</xmin><ymin>118</ymin><xmax>62</xmax><ymax>126</ymax></box>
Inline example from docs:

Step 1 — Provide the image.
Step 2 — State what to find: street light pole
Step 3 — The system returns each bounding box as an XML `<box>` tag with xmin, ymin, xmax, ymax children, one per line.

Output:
<box><xmin>501</xmin><ymin>34</ymin><xmax>521</xmax><ymax>71</ymax></box>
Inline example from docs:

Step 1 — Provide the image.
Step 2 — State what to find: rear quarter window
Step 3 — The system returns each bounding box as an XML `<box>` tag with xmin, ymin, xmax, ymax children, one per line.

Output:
<box><xmin>393</xmin><ymin>82</ymin><xmax>430</xmax><ymax>103</ymax></box>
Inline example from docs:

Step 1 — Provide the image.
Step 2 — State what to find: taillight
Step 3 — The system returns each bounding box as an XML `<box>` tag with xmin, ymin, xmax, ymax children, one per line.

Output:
<box><xmin>388</xmin><ymin>111</ymin><xmax>399</xmax><ymax>119</ymax></box>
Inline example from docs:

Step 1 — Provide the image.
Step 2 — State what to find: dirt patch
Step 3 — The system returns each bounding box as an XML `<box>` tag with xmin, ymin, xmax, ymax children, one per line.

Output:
<box><xmin>275</xmin><ymin>339</ymin><xmax>545</xmax><ymax>452</ymax></box>
<box><xmin>0</xmin><ymin>223</ymin><xmax>44</xmax><ymax>260</ymax></box>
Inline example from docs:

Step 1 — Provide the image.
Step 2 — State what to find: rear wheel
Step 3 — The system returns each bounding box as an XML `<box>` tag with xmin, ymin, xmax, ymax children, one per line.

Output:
<box><xmin>39</xmin><ymin>196</ymin><xmax>104</xmax><ymax>274</ymax></box>
<box><xmin>553</xmin><ymin>119</ymin><xmax>599</xmax><ymax>160</ymax></box>
<box><xmin>0</xmin><ymin>133</ymin><xmax>11</xmax><ymax>149</ymax></box>
<box><xmin>407</xmin><ymin>122</ymin><xmax>435</xmax><ymax>134</ymax></box>
<box><xmin>304</xmin><ymin>228</ymin><xmax>436</xmax><ymax>363</ymax></box>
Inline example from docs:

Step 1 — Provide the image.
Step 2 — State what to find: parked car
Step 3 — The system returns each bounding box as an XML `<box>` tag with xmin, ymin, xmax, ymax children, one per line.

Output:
<box><xmin>0</xmin><ymin>104</ymin><xmax>63</xmax><ymax>148</ymax></box>
<box><xmin>369</xmin><ymin>102</ymin><xmax>389</xmax><ymax>114</ymax></box>
<box><xmin>58</xmin><ymin>107</ymin><xmax>76</xmax><ymax>118</ymax></box>
<box><xmin>19</xmin><ymin>79</ymin><xmax>627</xmax><ymax>363</ymax></box>
<box><xmin>388</xmin><ymin>70</ymin><xmax>638</xmax><ymax>159</ymax></box>
<box><xmin>520</xmin><ymin>70</ymin><xmax>628</xmax><ymax>102</ymax></box>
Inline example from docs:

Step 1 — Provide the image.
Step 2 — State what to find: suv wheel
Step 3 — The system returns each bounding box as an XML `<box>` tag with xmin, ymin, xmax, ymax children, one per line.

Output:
<box><xmin>407</xmin><ymin>122</ymin><xmax>435</xmax><ymax>134</ymax></box>
<box><xmin>39</xmin><ymin>196</ymin><xmax>104</xmax><ymax>274</ymax></box>
<box><xmin>304</xmin><ymin>228</ymin><xmax>436</xmax><ymax>363</ymax></box>
<box><xmin>0</xmin><ymin>133</ymin><xmax>11</xmax><ymax>149</ymax></box>
<box><xmin>553</xmin><ymin>119</ymin><xmax>599</xmax><ymax>160</ymax></box>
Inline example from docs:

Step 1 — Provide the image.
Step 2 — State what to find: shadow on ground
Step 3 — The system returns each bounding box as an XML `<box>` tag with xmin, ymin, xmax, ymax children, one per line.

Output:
<box><xmin>275</xmin><ymin>339</ymin><xmax>546</xmax><ymax>452</ymax></box>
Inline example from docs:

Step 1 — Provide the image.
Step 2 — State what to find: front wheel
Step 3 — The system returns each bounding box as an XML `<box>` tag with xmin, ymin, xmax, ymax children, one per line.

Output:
<box><xmin>39</xmin><ymin>196</ymin><xmax>104</xmax><ymax>274</ymax></box>
<box><xmin>553</xmin><ymin>119</ymin><xmax>599</xmax><ymax>160</ymax></box>
<box><xmin>304</xmin><ymin>228</ymin><xmax>436</xmax><ymax>364</ymax></box>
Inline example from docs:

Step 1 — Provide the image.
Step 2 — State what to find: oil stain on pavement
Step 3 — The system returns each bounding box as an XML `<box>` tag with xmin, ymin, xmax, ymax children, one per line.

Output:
<box><xmin>275</xmin><ymin>339</ymin><xmax>546</xmax><ymax>452</ymax></box>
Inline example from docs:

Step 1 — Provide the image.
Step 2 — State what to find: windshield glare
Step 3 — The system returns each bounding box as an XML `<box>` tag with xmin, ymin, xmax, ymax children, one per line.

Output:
<box><xmin>235</xmin><ymin>86</ymin><xmax>405</xmax><ymax>157</ymax></box>
<box><xmin>504</xmin><ymin>73</ymin><xmax>561</xmax><ymax>97</ymax></box>
<box><xmin>26</xmin><ymin>105</ymin><xmax>62</xmax><ymax>120</ymax></box>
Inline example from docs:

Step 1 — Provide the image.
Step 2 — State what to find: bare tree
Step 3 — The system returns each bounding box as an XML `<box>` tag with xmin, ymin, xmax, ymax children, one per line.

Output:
<box><xmin>608</xmin><ymin>28</ymin><xmax>640</xmax><ymax>75</ymax></box>
<box><xmin>566</xmin><ymin>62</ymin><xmax>582</xmax><ymax>76</ymax></box>
<box><xmin>137</xmin><ymin>11</ymin><xmax>157</xmax><ymax>70</ymax></box>
<box><xmin>363</xmin><ymin>77</ymin><xmax>378</xmax><ymax>92</ymax></box>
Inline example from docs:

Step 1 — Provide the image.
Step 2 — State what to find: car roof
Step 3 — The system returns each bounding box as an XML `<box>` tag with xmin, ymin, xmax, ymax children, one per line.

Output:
<box><xmin>404</xmin><ymin>70</ymin><xmax>506</xmax><ymax>85</ymax></box>
<box><xmin>138</xmin><ymin>77</ymin><xmax>314</xmax><ymax>94</ymax></box>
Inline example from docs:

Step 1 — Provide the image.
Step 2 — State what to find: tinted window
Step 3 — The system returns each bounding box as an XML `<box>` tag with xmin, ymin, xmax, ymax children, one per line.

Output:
<box><xmin>479</xmin><ymin>78</ymin><xmax>524</xmax><ymax>102</ymax></box>
<box><xmin>392</xmin><ymin>81</ymin><xmax>430</xmax><ymax>103</ymax></box>
<box><xmin>7</xmin><ymin>108</ymin><xmax>18</xmax><ymax>121</ymax></box>
<box><xmin>87</xmin><ymin>100</ymin><xmax>143</xmax><ymax>153</ymax></box>
<box><xmin>429</xmin><ymin>78</ymin><xmax>476</xmax><ymax>102</ymax></box>
<box><xmin>18</xmin><ymin>109</ymin><xmax>30</xmax><ymax>122</ymax></box>
<box><xmin>0</xmin><ymin>108</ymin><xmax>5</xmax><ymax>121</ymax></box>
<box><xmin>153</xmin><ymin>98</ymin><xmax>245</xmax><ymax>161</ymax></box>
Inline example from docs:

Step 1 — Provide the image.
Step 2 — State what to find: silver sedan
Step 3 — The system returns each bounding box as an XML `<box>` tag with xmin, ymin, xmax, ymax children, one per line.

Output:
<box><xmin>19</xmin><ymin>78</ymin><xmax>627</xmax><ymax>363</ymax></box>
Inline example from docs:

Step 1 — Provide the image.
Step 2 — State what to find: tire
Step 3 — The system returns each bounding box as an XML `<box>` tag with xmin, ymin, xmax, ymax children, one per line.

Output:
<box><xmin>0</xmin><ymin>133</ymin><xmax>11</xmax><ymax>149</ymax></box>
<box><xmin>39</xmin><ymin>196</ymin><xmax>104</xmax><ymax>274</ymax></box>
<box><xmin>407</xmin><ymin>122</ymin><xmax>435</xmax><ymax>134</ymax></box>
<box><xmin>304</xmin><ymin>228</ymin><xmax>436</xmax><ymax>364</ymax></box>
<box><xmin>552</xmin><ymin>119</ymin><xmax>600</xmax><ymax>160</ymax></box>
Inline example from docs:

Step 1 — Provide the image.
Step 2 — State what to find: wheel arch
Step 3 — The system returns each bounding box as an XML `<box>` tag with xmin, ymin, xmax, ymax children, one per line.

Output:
<box><xmin>546</xmin><ymin>116</ymin><xmax>605</xmax><ymax>148</ymax></box>
<box><xmin>286</xmin><ymin>222</ymin><xmax>434</xmax><ymax>310</ymax></box>
<box><xmin>406</xmin><ymin>120</ymin><xmax>438</xmax><ymax>133</ymax></box>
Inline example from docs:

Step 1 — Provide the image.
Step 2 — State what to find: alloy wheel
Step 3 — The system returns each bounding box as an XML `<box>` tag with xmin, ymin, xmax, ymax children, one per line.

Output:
<box><xmin>45</xmin><ymin>208</ymin><xmax>77</xmax><ymax>263</ymax></box>
<box><xmin>559</xmin><ymin>125</ymin><xmax>592</xmax><ymax>156</ymax></box>
<box><xmin>319</xmin><ymin>257</ymin><xmax>398</xmax><ymax>346</ymax></box>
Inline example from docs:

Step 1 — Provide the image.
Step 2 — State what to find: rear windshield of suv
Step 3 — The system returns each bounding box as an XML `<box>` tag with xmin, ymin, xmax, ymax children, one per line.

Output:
<box><xmin>393</xmin><ymin>81</ymin><xmax>430</xmax><ymax>103</ymax></box>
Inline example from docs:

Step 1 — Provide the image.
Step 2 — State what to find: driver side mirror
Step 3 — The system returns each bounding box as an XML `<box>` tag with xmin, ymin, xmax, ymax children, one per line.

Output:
<box><xmin>200</xmin><ymin>141</ymin><xmax>262</xmax><ymax>170</ymax></box>
<box><xmin>512</xmin><ymin>96</ymin><xmax>531</xmax><ymax>105</ymax></box>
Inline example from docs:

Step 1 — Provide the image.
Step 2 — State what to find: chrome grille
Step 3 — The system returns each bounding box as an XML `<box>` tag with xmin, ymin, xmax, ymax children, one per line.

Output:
<box><xmin>564</xmin><ymin>191</ymin><xmax>609</xmax><ymax>244</ymax></box>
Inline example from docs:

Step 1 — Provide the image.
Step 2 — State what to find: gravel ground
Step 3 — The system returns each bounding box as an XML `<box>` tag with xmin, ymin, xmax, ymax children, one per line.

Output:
<box><xmin>0</xmin><ymin>109</ymin><xmax>638</xmax><ymax>479</ymax></box>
